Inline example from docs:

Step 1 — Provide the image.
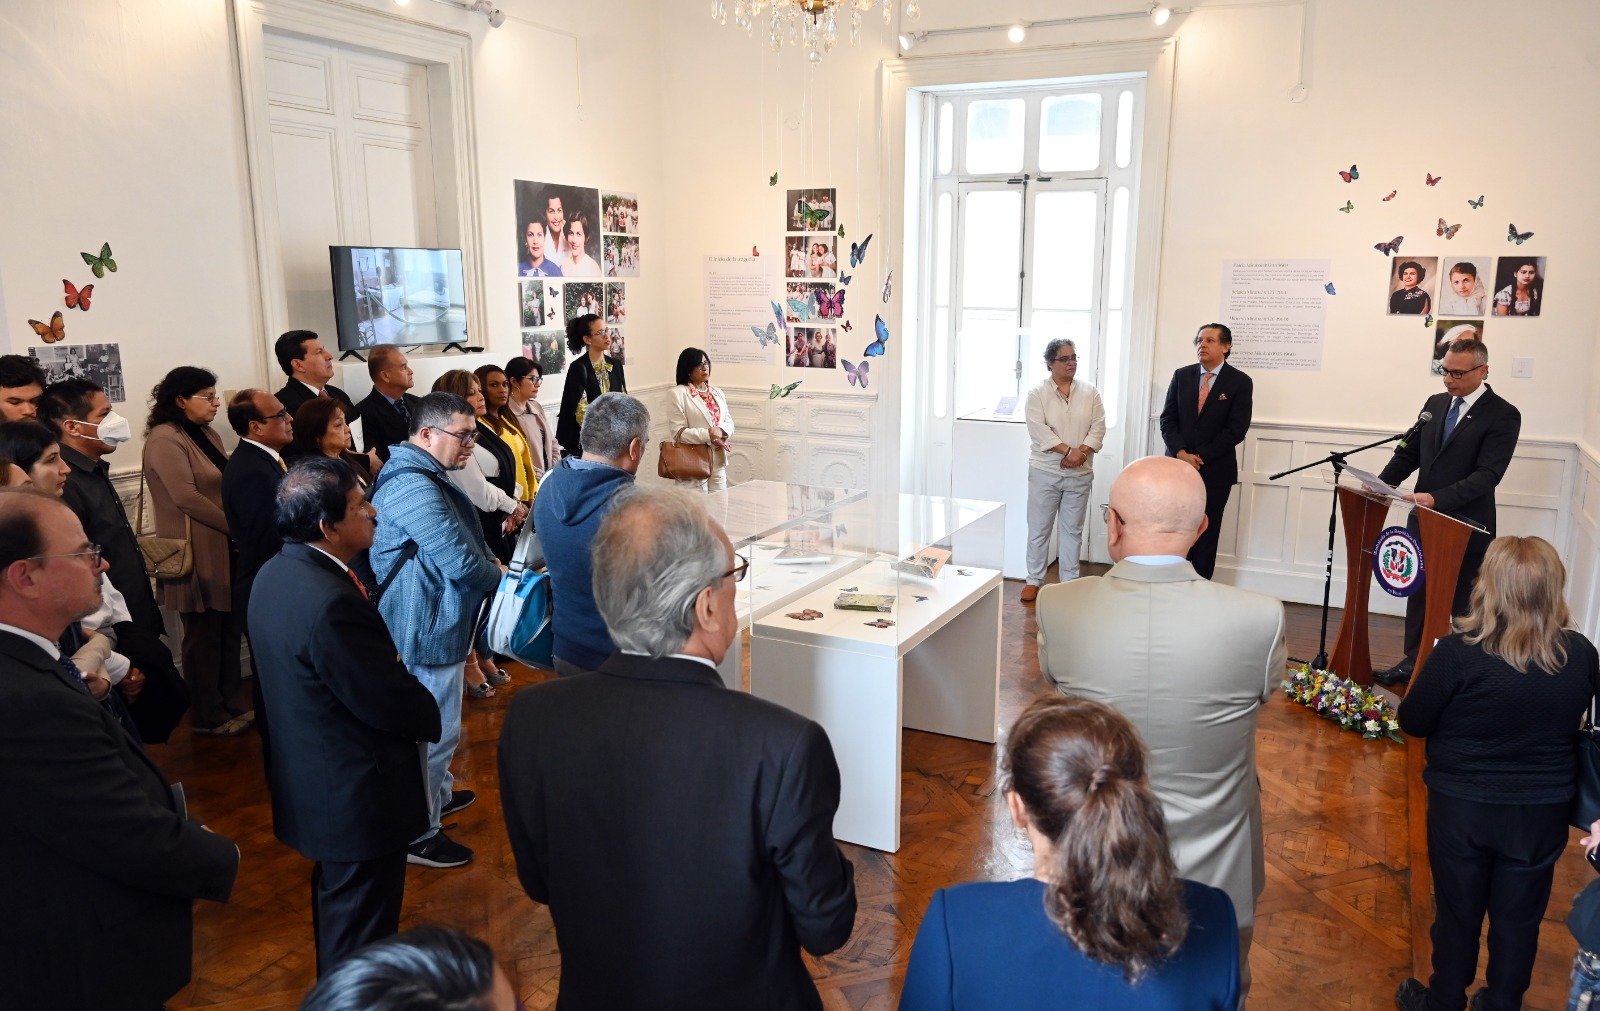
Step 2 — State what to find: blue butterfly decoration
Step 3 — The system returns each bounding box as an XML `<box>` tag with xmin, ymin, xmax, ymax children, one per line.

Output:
<box><xmin>839</xmin><ymin>273</ymin><xmax>853</xmax><ymax>286</ymax></box>
<box><xmin>863</xmin><ymin>315</ymin><xmax>890</xmax><ymax>358</ymax></box>
<box><xmin>849</xmin><ymin>234</ymin><xmax>873</xmax><ymax>269</ymax></box>
<box><xmin>913</xmin><ymin>595</ymin><xmax>928</xmax><ymax>602</ymax></box>
<box><xmin>1324</xmin><ymin>282</ymin><xmax>1336</xmax><ymax>295</ymax></box>
<box><xmin>787</xmin><ymin>297</ymin><xmax>814</xmax><ymax>322</ymax></box>
<box><xmin>751</xmin><ymin>322</ymin><xmax>780</xmax><ymax>348</ymax></box>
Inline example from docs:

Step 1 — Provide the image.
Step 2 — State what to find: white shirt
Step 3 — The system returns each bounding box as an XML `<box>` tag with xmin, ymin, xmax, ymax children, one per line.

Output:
<box><xmin>622</xmin><ymin>650</ymin><xmax>719</xmax><ymax>673</ymax></box>
<box><xmin>308</xmin><ymin>543</ymin><xmax>353</xmax><ymax>575</ymax></box>
<box><xmin>1024</xmin><ymin>377</ymin><xmax>1107</xmax><ymax>473</ymax></box>
<box><xmin>1125</xmin><ymin>555</ymin><xmax>1188</xmax><ymax>566</ymax></box>
<box><xmin>241</xmin><ymin>438</ymin><xmax>283</xmax><ymax>464</ymax></box>
<box><xmin>296</xmin><ymin>379</ymin><xmax>326</xmax><ymax>397</ymax></box>
<box><xmin>1447</xmin><ymin>383</ymin><xmax>1489</xmax><ymax>416</ymax></box>
<box><xmin>0</xmin><ymin>621</ymin><xmax>61</xmax><ymax>660</ymax></box>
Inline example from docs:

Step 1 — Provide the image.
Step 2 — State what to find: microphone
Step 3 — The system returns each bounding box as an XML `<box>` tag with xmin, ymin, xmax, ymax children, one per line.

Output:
<box><xmin>1398</xmin><ymin>410</ymin><xmax>1433</xmax><ymax>450</ymax></box>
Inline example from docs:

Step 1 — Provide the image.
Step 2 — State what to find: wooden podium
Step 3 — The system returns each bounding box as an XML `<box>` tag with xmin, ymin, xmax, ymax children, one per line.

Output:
<box><xmin>1325</xmin><ymin>481</ymin><xmax>1481</xmax><ymax>979</ymax></box>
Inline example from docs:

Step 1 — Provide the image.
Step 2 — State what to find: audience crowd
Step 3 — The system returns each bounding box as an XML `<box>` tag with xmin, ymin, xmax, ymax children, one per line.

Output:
<box><xmin>0</xmin><ymin>336</ymin><xmax>1596</xmax><ymax>1011</ymax></box>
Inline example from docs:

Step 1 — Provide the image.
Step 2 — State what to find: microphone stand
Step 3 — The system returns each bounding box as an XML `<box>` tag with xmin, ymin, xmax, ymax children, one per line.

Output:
<box><xmin>1268</xmin><ymin>430</ymin><xmax>1408</xmax><ymax>672</ymax></box>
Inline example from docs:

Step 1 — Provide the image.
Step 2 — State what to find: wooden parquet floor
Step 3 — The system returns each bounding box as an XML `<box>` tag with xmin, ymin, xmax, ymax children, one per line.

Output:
<box><xmin>157</xmin><ymin>572</ymin><xmax>1596</xmax><ymax>1009</ymax></box>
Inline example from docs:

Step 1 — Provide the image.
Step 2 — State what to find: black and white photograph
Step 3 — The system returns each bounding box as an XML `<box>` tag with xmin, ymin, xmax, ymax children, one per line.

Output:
<box><xmin>1431</xmin><ymin>320</ymin><xmax>1484</xmax><ymax>375</ymax></box>
<box><xmin>520</xmin><ymin>280</ymin><xmax>545</xmax><ymax>328</ymax></box>
<box><xmin>603</xmin><ymin>234</ymin><xmax>640</xmax><ymax>277</ymax></box>
<box><xmin>786</xmin><ymin>327</ymin><xmax>838</xmax><ymax>370</ymax></box>
<box><xmin>604</xmin><ymin>282</ymin><xmax>626</xmax><ymax>325</ymax></box>
<box><xmin>29</xmin><ymin>342</ymin><xmax>126</xmax><ymax>402</ymax></box>
<box><xmin>786</xmin><ymin>187</ymin><xmax>837</xmax><ymax>232</ymax></box>
<box><xmin>606</xmin><ymin>326</ymin><xmax>626</xmax><ymax>366</ymax></box>
<box><xmin>1491</xmin><ymin>256</ymin><xmax>1547</xmax><ymax>317</ymax></box>
<box><xmin>563</xmin><ymin>281</ymin><xmax>604</xmax><ymax>323</ymax></box>
<box><xmin>513</xmin><ymin>178</ymin><xmax>601</xmax><ymax>278</ymax></box>
<box><xmin>1436</xmin><ymin>256</ymin><xmax>1493</xmax><ymax>316</ymax></box>
<box><xmin>1385</xmin><ymin>256</ymin><xmax>1440</xmax><ymax>316</ymax></box>
<box><xmin>601</xmin><ymin>191</ymin><xmax>639</xmax><ymax>235</ymax></box>
<box><xmin>522</xmin><ymin>329</ymin><xmax>567</xmax><ymax>379</ymax></box>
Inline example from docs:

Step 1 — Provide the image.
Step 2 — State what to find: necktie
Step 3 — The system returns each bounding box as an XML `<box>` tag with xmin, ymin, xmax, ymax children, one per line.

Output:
<box><xmin>317</xmin><ymin>388</ymin><xmax>329</xmax><ymax>399</ymax></box>
<box><xmin>347</xmin><ymin>568</ymin><xmax>370</xmax><ymax>600</ymax></box>
<box><xmin>57</xmin><ymin>655</ymin><xmax>92</xmax><ymax>695</ymax></box>
<box><xmin>1197</xmin><ymin>371</ymin><xmax>1214</xmax><ymax>411</ymax></box>
<box><xmin>277</xmin><ymin>457</ymin><xmax>288</xmax><ymax>473</ymax></box>
<box><xmin>395</xmin><ymin>397</ymin><xmax>411</xmax><ymax>425</ymax></box>
<box><xmin>1443</xmin><ymin>396</ymin><xmax>1465</xmax><ymax>442</ymax></box>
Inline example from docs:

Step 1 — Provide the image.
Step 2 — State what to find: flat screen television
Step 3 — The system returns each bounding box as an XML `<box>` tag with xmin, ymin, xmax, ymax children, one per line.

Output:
<box><xmin>329</xmin><ymin>245</ymin><xmax>469</xmax><ymax>352</ymax></box>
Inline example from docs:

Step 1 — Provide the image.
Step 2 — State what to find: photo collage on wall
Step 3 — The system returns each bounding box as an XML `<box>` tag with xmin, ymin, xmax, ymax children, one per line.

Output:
<box><xmin>514</xmin><ymin>180</ymin><xmax>640</xmax><ymax>372</ymax></box>
<box><xmin>29</xmin><ymin>343</ymin><xmax>126</xmax><ymax>402</ymax></box>
<box><xmin>1382</xmin><ymin>252</ymin><xmax>1550</xmax><ymax>375</ymax></box>
<box><xmin>783</xmin><ymin>187</ymin><xmax>840</xmax><ymax>370</ymax></box>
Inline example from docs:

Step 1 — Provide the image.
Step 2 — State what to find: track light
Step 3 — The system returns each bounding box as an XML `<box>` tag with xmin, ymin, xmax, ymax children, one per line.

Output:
<box><xmin>1007</xmin><ymin>22</ymin><xmax>1028</xmax><ymax>43</ymax></box>
<box><xmin>1150</xmin><ymin>4</ymin><xmax>1171</xmax><ymax>25</ymax></box>
<box><xmin>897</xmin><ymin>30</ymin><xmax>926</xmax><ymax>52</ymax></box>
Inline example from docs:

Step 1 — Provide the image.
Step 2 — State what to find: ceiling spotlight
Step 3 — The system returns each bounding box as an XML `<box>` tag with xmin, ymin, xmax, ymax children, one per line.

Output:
<box><xmin>1151</xmin><ymin>4</ymin><xmax>1172</xmax><ymax>25</ymax></box>
<box><xmin>1007</xmin><ymin>23</ymin><xmax>1028</xmax><ymax>43</ymax></box>
<box><xmin>486</xmin><ymin>7</ymin><xmax>505</xmax><ymax>26</ymax></box>
<box><xmin>467</xmin><ymin>0</ymin><xmax>505</xmax><ymax>26</ymax></box>
<box><xmin>897</xmin><ymin>30</ymin><xmax>926</xmax><ymax>53</ymax></box>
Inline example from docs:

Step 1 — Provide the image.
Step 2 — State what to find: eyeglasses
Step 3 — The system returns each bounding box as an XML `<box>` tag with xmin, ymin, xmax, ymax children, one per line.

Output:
<box><xmin>256</xmin><ymin>409</ymin><xmax>290</xmax><ymax>422</ymax></box>
<box><xmin>184</xmin><ymin>394</ymin><xmax>222</xmax><ymax>404</ymax></box>
<box><xmin>28</xmin><ymin>544</ymin><xmax>103</xmax><ymax>566</ymax></box>
<box><xmin>1440</xmin><ymin>364</ymin><xmax>1486</xmax><ymax>380</ymax></box>
<box><xmin>1053</xmin><ymin>355</ymin><xmax>1078</xmax><ymax>364</ymax></box>
<box><xmin>433</xmin><ymin>427</ymin><xmax>479</xmax><ymax>446</ymax></box>
<box><xmin>724</xmin><ymin>554</ymin><xmax>749</xmax><ymax>583</ymax></box>
<box><xmin>1099</xmin><ymin>503</ymin><xmax>1121</xmax><ymax>525</ymax></box>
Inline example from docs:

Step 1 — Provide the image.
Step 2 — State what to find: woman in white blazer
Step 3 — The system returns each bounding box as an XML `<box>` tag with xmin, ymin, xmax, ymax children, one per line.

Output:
<box><xmin>668</xmin><ymin>347</ymin><xmax>735</xmax><ymax>492</ymax></box>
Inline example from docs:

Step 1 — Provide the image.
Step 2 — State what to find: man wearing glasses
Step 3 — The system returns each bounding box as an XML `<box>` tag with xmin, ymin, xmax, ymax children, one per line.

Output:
<box><xmin>1375</xmin><ymin>338</ymin><xmax>1521</xmax><ymax>687</ymax></box>
<box><xmin>370</xmin><ymin>392</ymin><xmax>505</xmax><ymax>869</ymax></box>
<box><xmin>1021</xmin><ymin>337</ymin><xmax>1106</xmax><ymax>603</ymax></box>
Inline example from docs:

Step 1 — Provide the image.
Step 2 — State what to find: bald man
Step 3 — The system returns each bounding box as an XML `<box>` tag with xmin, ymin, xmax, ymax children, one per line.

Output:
<box><xmin>1035</xmin><ymin>456</ymin><xmax>1286</xmax><ymax>995</ymax></box>
<box><xmin>356</xmin><ymin>346</ymin><xmax>422</xmax><ymax>464</ymax></box>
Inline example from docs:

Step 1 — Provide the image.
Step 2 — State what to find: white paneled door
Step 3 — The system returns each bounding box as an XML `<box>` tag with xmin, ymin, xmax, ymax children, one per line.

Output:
<box><xmin>262</xmin><ymin>32</ymin><xmax>438</xmax><ymax>343</ymax></box>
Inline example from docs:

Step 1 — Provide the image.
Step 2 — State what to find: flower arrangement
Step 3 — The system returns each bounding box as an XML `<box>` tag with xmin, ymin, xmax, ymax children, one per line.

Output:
<box><xmin>1281</xmin><ymin>664</ymin><xmax>1403</xmax><ymax>742</ymax></box>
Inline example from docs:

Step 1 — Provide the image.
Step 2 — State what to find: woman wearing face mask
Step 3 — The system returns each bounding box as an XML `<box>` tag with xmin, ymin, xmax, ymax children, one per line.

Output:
<box><xmin>143</xmin><ymin>366</ymin><xmax>251</xmax><ymax>736</ymax></box>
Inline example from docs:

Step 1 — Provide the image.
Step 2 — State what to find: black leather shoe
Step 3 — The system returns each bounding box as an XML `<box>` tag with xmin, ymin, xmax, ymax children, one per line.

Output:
<box><xmin>1374</xmin><ymin>656</ymin><xmax>1415</xmax><ymax>687</ymax></box>
<box><xmin>1395</xmin><ymin>977</ymin><xmax>1428</xmax><ymax>1011</ymax></box>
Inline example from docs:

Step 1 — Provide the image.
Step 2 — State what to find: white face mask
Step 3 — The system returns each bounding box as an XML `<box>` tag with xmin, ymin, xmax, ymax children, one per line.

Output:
<box><xmin>80</xmin><ymin>410</ymin><xmax>132</xmax><ymax>447</ymax></box>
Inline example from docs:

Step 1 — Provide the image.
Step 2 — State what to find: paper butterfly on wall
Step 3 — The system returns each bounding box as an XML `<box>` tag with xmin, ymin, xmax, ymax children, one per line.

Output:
<box><xmin>80</xmin><ymin>243</ymin><xmax>116</xmax><ymax>278</ymax></box>
<box><xmin>1507</xmin><ymin>223</ymin><xmax>1534</xmax><ymax>244</ymax></box>
<box><xmin>842</xmin><ymin>360</ymin><xmax>869</xmax><ymax>388</ymax></box>
<box><xmin>1425</xmin><ymin>173</ymin><xmax>1442</xmax><ymax>186</ymax></box>
<box><xmin>787</xmin><ymin>297</ymin><xmax>814</xmax><ymax>323</ymax></box>
<box><xmin>1436</xmin><ymin>219</ymin><xmax>1462</xmax><ymax>240</ymax></box>
<box><xmin>1338</xmin><ymin>201</ymin><xmax>1353</xmax><ymax>213</ymax></box>
<box><xmin>1382</xmin><ymin>190</ymin><xmax>1397</xmax><ymax>201</ymax></box>
<box><xmin>769</xmin><ymin>381</ymin><xmax>802</xmax><ymax>399</ymax></box>
<box><xmin>1324</xmin><ymin>282</ymin><xmax>1337</xmax><ymax>295</ymax></box>
<box><xmin>841</xmin><ymin>320</ymin><xmax>853</xmax><ymax>332</ymax></box>
<box><xmin>838</xmin><ymin>274</ymin><xmax>852</xmax><ymax>286</ymax></box>
<box><xmin>1338</xmin><ymin>165</ymin><xmax>1358</xmax><ymax>183</ymax></box>
<box><xmin>546</xmin><ymin>285</ymin><xmax>560</xmax><ymax>302</ymax></box>
<box><xmin>1424</xmin><ymin>314</ymin><xmax>1434</xmax><ymax>327</ymax></box>
<box><xmin>882</xmin><ymin>271</ymin><xmax>893</xmax><ymax>302</ymax></box>
<box><xmin>769</xmin><ymin>172</ymin><xmax>779</xmax><ymax>186</ymax></box>
<box><xmin>63</xmin><ymin>279</ymin><xmax>92</xmax><ymax>311</ymax></box>
<box><xmin>837</xmin><ymin>225</ymin><xmax>845</xmax><ymax>237</ymax></box>
<box><xmin>1374</xmin><ymin>236</ymin><xmax>1404</xmax><ymax>256</ymax></box>
<box><xmin>815</xmin><ymin>288</ymin><xmax>846</xmax><ymax>319</ymax></box>
<box><xmin>1468</xmin><ymin>195</ymin><xmax>1485</xmax><ymax>209</ymax></box>
<box><xmin>751</xmin><ymin>324</ymin><xmax>780</xmax><ymax>348</ymax></box>
<box><xmin>28</xmin><ymin>311</ymin><xmax>66</xmax><ymax>344</ymax></box>
<box><xmin>849</xmin><ymin>234</ymin><xmax>873</xmax><ymax>268</ymax></box>
<box><xmin>863</xmin><ymin>315</ymin><xmax>890</xmax><ymax>357</ymax></box>
<box><xmin>752</xmin><ymin>246</ymin><xmax>759</xmax><ymax>256</ymax></box>
<box><xmin>771</xmin><ymin>300</ymin><xmax>790</xmax><ymax>335</ymax></box>
<box><xmin>913</xmin><ymin>595</ymin><xmax>929</xmax><ymax>602</ymax></box>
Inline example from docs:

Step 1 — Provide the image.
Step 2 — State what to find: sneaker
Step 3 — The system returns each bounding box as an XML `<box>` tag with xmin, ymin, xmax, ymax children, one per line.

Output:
<box><xmin>1394</xmin><ymin>978</ymin><xmax>1428</xmax><ymax>1011</ymax></box>
<box><xmin>442</xmin><ymin>789</ymin><xmax>476</xmax><ymax>816</ymax></box>
<box><xmin>406</xmin><ymin>830</ymin><xmax>473</xmax><ymax>868</ymax></box>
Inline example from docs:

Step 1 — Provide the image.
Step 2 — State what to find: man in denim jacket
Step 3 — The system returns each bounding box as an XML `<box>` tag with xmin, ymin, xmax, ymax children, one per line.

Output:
<box><xmin>371</xmin><ymin>391</ymin><xmax>503</xmax><ymax>869</ymax></box>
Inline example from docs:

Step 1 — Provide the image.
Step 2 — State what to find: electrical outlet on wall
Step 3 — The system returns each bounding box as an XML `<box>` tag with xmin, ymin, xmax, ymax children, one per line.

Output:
<box><xmin>1510</xmin><ymin>357</ymin><xmax>1534</xmax><ymax>379</ymax></box>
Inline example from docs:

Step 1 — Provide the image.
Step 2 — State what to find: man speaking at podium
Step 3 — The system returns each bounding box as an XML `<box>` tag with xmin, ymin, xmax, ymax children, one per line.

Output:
<box><xmin>1374</xmin><ymin>337</ymin><xmax>1520</xmax><ymax>686</ymax></box>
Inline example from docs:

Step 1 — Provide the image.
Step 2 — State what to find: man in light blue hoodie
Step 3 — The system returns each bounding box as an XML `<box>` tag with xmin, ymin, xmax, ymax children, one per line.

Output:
<box><xmin>371</xmin><ymin>392</ymin><xmax>503</xmax><ymax>869</ymax></box>
<box><xmin>533</xmin><ymin>393</ymin><xmax>648</xmax><ymax>677</ymax></box>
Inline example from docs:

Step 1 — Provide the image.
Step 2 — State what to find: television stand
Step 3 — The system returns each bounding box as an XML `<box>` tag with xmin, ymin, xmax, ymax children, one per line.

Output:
<box><xmin>337</xmin><ymin>349</ymin><xmax>367</xmax><ymax>363</ymax></box>
<box><xmin>437</xmin><ymin>343</ymin><xmax>484</xmax><ymax>355</ymax></box>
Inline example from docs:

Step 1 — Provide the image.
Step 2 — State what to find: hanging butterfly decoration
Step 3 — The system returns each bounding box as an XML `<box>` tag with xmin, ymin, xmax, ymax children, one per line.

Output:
<box><xmin>1507</xmin><ymin>223</ymin><xmax>1534</xmax><ymax>244</ymax></box>
<box><xmin>1324</xmin><ymin>282</ymin><xmax>1337</xmax><ymax>295</ymax></box>
<box><xmin>752</xmin><ymin>246</ymin><xmax>760</xmax><ymax>257</ymax></box>
<box><xmin>28</xmin><ymin>311</ymin><xmax>66</xmax><ymax>344</ymax></box>
<box><xmin>788</xmin><ymin>297</ymin><xmax>814</xmax><ymax>323</ymax></box>
<box><xmin>63</xmin><ymin>279</ymin><xmax>93</xmax><ymax>311</ymax></box>
<box><xmin>769</xmin><ymin>381</ymin><xmax>802</xmax><ymax>399</ymax></box>
<box><xmin>769</xmin><ymin>172</ymin><xmax>779</xmax><ymax>186</ymax></box>
<box><xmin>913</xmin><ymin>595</ymin><xmax>929</xmax><ymax>602</ymax></box>
<box><xmin>841</xmin><ymin>320</ymin><xmax>853</xmax><ymax>332</ymax></box>
<box><xmin>1338</xmin><ymin>164</ymin><xmax>1359</xmax><ymax>183</ymax></box>
<box><xmin>751</xmin><ymin>323</ymin><xmax>781</xmax><ymax>348</ymax></box>
<box><xmin>771</xmin><ymin>300</ymin><xmax>790</xmax><ymax>336</ymax></box>
<box><xmin>882</xmin><ymin>271</ymin><xmax>893</xmax><ymax>302</ymax></box>
<box><xmin>1382</xmin><ymin>190</ymin><xmax>1397</xmax><ymax>201</ymax></box>
<box><xmin>1374</xmin><ymin>236</ymin><xmax>1404</xmax><ymax>256</ymax></box>
<box><xmin>1468</xmin><ymin>195</ymin><xmax>1485</xmax><ymax>209</ymax></box>
<box><xmin>80</xmin><ymin>242</ymin><xmax>116</xmax><ymax>278</ymax></box>
<box><xmin>842</xmin><ymin>360</ymin><xmax>869</xmax><ymax>388</ymax></box>
<box><xmin>815</xmin><ymin>288</ymin><xmax>846</xmax><ymax>320</ymax></box>
<box><xmin>1425</xmin><ymin>173</ymin><xmax>1442</xmax><ymax>186</ymax></box>
<box><xmin>839</xmin><ymin>273</ymin><xmax>853</xmax><ymax>286</ymax></box>
<box><xmin>863</xmin><ymin>315</ymin><xmax>890</xmax><ymax>357</ymax></box>
<box><xmin>1436</xmin><ymin>218</ymin><xmax>1462</xmax><ymax>240</ymax></box>
<box><xmin>849</xmin><ymin>234</ymin><xmax>873</xmax><ymax>269</ymax></box>
<box><xmin>798</xmin><ymin>204</ymin><xmax>829</xmax><ymax>230</ymax></box>
<box><xmin>1338</xmin><ymin>201</ymin><xmax>1353</xmax><ymax>213</ymax></box>
<box><xmin>837</xmin><ymin>225</ymin><xmax>845</xmax><ymax>237</ymax></box>
<box><xmin>1424</xmin><ymin>314</ymin><xmax>1434</xmax><ymax>328</ymax></box>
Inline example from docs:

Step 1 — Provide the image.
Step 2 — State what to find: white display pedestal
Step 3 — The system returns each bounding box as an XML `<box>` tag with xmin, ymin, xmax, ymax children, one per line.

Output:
<box><xmin>953</xmin><ymin>411</ymin><xmax>1038</xmax><ymax>580</ymax></box>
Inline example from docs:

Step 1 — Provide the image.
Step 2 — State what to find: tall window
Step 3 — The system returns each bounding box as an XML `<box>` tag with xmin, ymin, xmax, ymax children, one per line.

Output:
<box><xmin>925</xmin><ymin>80</ymin><xmax>1143</xmax><ymax>423</ymax></box>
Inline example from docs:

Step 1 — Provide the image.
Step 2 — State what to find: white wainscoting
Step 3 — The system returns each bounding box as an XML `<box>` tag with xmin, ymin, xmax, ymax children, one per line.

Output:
<box><xmin>1565</xmin><ymin>444</ymin><xmax>1600</xmax><ymax>640</ymax></box>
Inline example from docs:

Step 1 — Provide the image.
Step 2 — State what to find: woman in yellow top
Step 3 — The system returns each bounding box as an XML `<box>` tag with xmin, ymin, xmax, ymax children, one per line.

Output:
<box><xmin>474</xmin><ymin>364</ymin><xmax>536</xmax><ymax>511</ymax></box>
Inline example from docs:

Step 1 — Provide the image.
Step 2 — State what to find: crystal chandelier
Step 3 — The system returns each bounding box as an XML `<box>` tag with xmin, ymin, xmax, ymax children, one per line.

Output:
<box><xmin>711</xmin><ymin>0</ymin><xmax>921</xmax><ymax>63</ymax></box>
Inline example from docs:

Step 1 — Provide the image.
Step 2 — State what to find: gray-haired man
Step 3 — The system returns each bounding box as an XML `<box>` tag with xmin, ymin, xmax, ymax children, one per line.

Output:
<box><xmin>499</xmin><ymin>486</ymin><xmax>857</xmax><ymax>1009</ymax></box>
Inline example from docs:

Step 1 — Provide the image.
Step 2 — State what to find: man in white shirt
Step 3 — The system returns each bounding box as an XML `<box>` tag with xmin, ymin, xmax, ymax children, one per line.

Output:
<box><xmin>1020</xmin><ymin>337</ymin><xmax>1106</xmax><ymax>603</ymax></box>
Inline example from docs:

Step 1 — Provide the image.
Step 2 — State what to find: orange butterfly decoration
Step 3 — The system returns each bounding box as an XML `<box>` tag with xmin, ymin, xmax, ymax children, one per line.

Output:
<box><xmin>29</xmin><ymin>311</ymin><xmax>66</xmax><ymax>344</ymax></box>
<box><xmin>63</xmin><ymin>279</ymin><xmax>93</xmax><ymax>311</ymax></box>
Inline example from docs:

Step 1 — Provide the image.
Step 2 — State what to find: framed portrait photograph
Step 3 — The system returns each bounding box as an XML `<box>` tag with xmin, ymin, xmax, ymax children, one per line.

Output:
<box><xmin>1435</xmin><ymin>256</ymin><xmax>1493</xmax><ymax>317</ymax></box>
<box><xmin>1385</xmin><ymin>256</ymin><xmax>1440</xmax><ymax>317</ymax></box>
<box><xmin>1431</xmin><ymin>320</ymin><xmax>1483</xmax><ymax>375</ymax></box>
<box><xmin>1490</xmin><ymin>256</ymin><xmax>1547</xmax><ymax>317</ymax></box>
<box><xmin>786</xmin><ymin>187</ymin><xmax>838</xmax><ymax>232</ymax></box>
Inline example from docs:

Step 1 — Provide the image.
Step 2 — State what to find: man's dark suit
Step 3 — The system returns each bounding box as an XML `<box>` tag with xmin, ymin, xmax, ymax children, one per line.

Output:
<box><xmin>356</xmin><ymin>388</ymin><xmax>422</xmax><ymax>463</ymax></box>
<box><xmin>222</xmin><ymin>440</ymin><xmax>286</xmax><ymax>771</ymax></box>
<box><xmin>276</xmin><ymin>379</ymin><xmax>358</xmax><ymax>423</ymax></box>
<box><xmin>1160</xmin><ymin>361</ymin><xmax>1255</xmax><ymax>579</ymax></box>
<box><xmin>1378</xmin><ymin>384</ymin><xmax>1521</xmax><ymax>654</ymax></box>
<box><xmin>249</xmin><ymin>543</ymin><xmax>441</xmax><ymax>972</ymax></box>
<box><xmin>499</xmin><ymin>653</ymin><xmax>857</xmax><ymax>1010</ymax></box>
<box><xmin>0</xmin><ymin>631</ymin><xmax>238</xmax><ymax>1009</ymax></box>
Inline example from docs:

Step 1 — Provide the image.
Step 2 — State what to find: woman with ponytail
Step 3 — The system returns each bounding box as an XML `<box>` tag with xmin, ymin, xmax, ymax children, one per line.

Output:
<box><xmin>899</xmin><ymin>696</ymin><xmax>1240</xmax><ymax>1010</ymax></box>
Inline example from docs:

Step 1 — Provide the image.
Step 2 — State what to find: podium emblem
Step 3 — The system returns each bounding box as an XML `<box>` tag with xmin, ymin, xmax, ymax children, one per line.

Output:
<box><xmin>1373</xmin><ymin>527</ymin><xmax>1425</xmax><ymax>597</ymax></box>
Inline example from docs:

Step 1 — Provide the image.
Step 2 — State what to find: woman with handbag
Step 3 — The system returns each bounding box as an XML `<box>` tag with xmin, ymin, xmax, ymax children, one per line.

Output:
<box><xmin>143</xmin><ymin>367</ymin><xmax>251</xmax><ymax>735</ymax></box>
<box><xmin>556</xmin><ymin>313</ymin><xmax>625</xmax><ymax>459</ymax></box>
<box><xmin>1395</xmin><ymin>536</ymin><xmax>1600</xmax><ymax>1011</ymax></box>
<box><xmin>665</xmin><ymin>347</ymin><xmax>733</xmax><ymax>492</ymax></box>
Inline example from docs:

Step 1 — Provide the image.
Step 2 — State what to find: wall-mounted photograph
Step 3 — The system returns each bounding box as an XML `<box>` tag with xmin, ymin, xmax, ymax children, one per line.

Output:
<box><xmin>605</xmin><ymin>282</ymin><xmax>626</xmax><ymax>325</ymax></box>
<box><xmin>601</xmin><ymin>191</ymin><xmax>639</xmax><ymax>235</ymax></box>
<box><xmin>522</xmin><ymin>329</ymin><xmax>567</xmax><ymax>378</ymax></box>
<box><xmin>603</xmin><ymin>235</ymin><xmax>640</xmax><ymax>277</ymax></box>
<box><xmin>1436</xmin><ymin>256</ymin><xmax>1492</xmax><ymax>317</ymax></box>
<box><xmin>1386</xmin><ymin>256</ymin><xmax>1440</xmax><ymax>316</ymax></box>
<box><xmin>1431</xmin><ymin>320</ymin><xmax>1484</xmax><ymax>375</ymax></box>
<box><xmin>563</xmin><ymin>281</ymin><xmax>604</xmax><ymax>324</ymax></box>
<box><xmin>514</xmin><ymin>179</ymin><xmax>600</xmax><ymax>278</ymax></box>
<box><xmin>786</xmin><ymin>188</ymin><xmax>837</xmax><ymax>232</ymax></box>
<box><xmin>787</xmin><ymin>327</ymin><xmax>838</xmax><ymax>369</ymax></box>
<box><xmin>1491</xmin><ymin>256</ymin><xmax>1547</xmax><ymax>317</ymax></box>
<box><xmin>520</xmin><ymin>280</ymin><xmax>545</xmax><ymax>328</ymax></box>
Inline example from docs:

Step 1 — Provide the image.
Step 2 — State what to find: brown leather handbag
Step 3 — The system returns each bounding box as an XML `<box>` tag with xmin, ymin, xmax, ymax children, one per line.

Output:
<box><xmin>135</xmin><ymin>476</ymin><xmax>193</xmax><ymax>580</ymax></box>
<box><xmin>657</xmin><ymin>440</ymin><xmax>712</xmax><ymax>481</ymax></box>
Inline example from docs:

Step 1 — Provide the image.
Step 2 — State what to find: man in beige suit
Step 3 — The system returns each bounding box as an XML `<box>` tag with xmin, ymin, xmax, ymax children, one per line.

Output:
<box><xmin>1036</xmin><ymin>455</ymin><xmax>1286</xmax><ymax>995</ymax></box>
